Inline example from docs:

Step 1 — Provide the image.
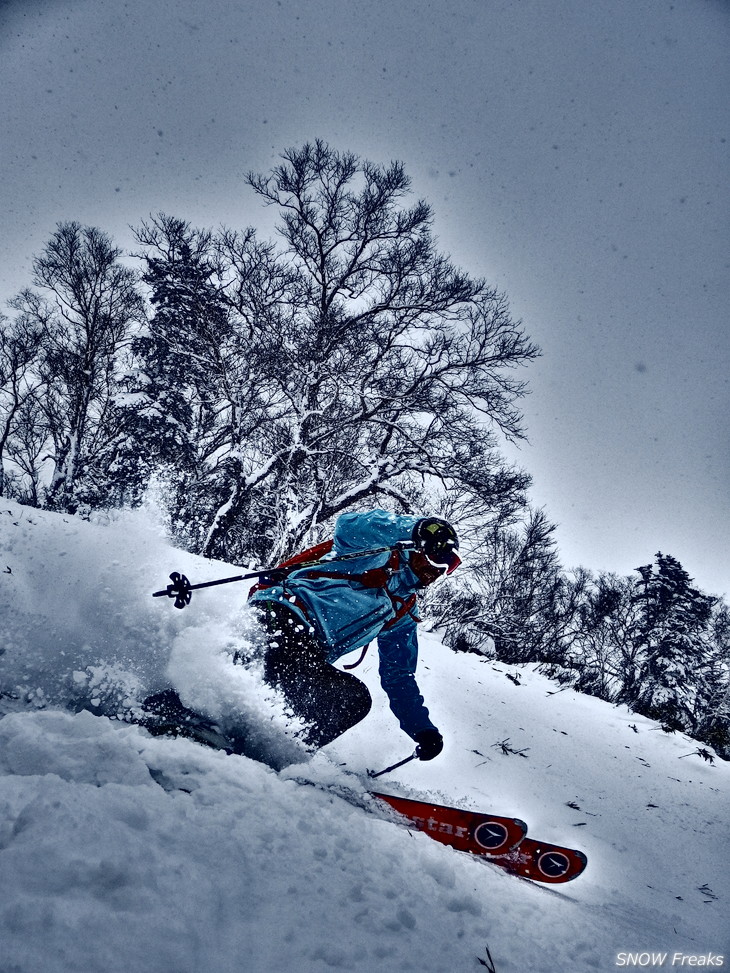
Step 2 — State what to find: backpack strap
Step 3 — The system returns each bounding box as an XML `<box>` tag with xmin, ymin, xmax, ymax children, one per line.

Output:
<box><xmin>250</xmin><ymin>545</ymin><xmax>419</xmax><ymax>628</ymax></box>
<box><xmin>275</xmin><ymin>539</ymin><xmax>335</xmax><ymax>570</ymax></box>
<box><xmin>382</xmin><ymin>593</ymin><xmax>419</xmax><ymax>628</ymax></box>
<box><xmin>301</xmin><ymin>548</ymin><xmax>400</xmax><ymax>590</ymax></box>
<box><xmin>248</xmin><ymin>539</ymin><xmax>335</xmax><ymax>598</ymax></box>
<box><xmin>342</xmin><ymin>644</ymin><xmax>370</xmax><ymax>669</ymax></box>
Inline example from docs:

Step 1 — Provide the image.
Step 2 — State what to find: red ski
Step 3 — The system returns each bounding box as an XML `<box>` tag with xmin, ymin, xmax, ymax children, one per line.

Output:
<box><xmin>484</xmin><ymin>836</ymin><xmax>588</xmax><ymax>884</ymax></box>
<box><xmin>373</xmin><ymin>792</ymin><xmax>587</xmax><ymax>884</ymax></box>
<box><xmin>373</xmin><ymin>793</ymin><xmax>527</xmax><ymax>857</ymax></box>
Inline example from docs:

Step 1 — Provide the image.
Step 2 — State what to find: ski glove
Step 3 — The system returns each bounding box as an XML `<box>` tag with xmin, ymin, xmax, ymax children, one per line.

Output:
<box><xmin>414</xmin><ymin>728</ymin><xmax>443</xmax><ymax>761</ymax></box>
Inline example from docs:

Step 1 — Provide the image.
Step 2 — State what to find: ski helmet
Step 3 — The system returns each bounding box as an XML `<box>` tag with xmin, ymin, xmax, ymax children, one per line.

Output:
<box><xmin>410</xmin><ymin>517</ymin><xmax>461</xmax><ymax>582</ymax></box>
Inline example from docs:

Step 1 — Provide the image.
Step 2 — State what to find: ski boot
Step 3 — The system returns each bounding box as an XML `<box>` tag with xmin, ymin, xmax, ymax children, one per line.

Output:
<box><xmin>140</xmin><ymin>689</ymin><xmax>233</xmax><ymax>752</ymax></box>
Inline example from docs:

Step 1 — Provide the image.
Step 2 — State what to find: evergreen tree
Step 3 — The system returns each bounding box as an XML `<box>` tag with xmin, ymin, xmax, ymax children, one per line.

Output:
<box><xmin>120</xmin><ymin>217</ymin><xmax>231</xmax><ymax>533</ymax></box>
<box><xmin>632</xmin><ymin>552</ymin><xmax>716</xmax><ymax>731</ymax></box>
<box><xmin>693</xmin><ymin>601</ymin><xmax>730</xmax><ymax>757</ymax></box>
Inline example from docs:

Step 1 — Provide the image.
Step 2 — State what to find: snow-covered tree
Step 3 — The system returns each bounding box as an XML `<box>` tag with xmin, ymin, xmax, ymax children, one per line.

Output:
<box><xmin>560</xmin><ymin>572</ymin><xmax>645</xmax><ymax>701</ymax></box>
<box><xmin>130</xmin><ymin>144</ymin><xmax>538</xmax><ymax>565</ymax></box>
<box><xmin>692</xmin><ymin>600</ymin><xmax>730</xmax><ymax>757</ymax></box>
<box><xmin>0</xmin><ymin>312</ymin><xmax>45</xmax><ymax>499</ymax></box>
<box><xmin>10</xmin><ymin>223</ymin><xmax>145</xmax><ymax>512</ymax></box>
<box><xmin>118</xmin><ymin>216</ymin><xmax>233</xmax><ymax>534</ymax></box>
<box><xmin>129</xmin><ymin>215</ymin><xmax>305</xmax><ymax>555</ymax></box>
<box><xmin>632</xmin><ymin>553</ymin><xmax>717</xmax><ymax>731</ymax></box>
<box><xmin>431</xmin><ymin>508</ymin><xmax>582</xmax><ymax>663</ymax></box>
<box><xmin>198</xmin><ymin>141</ymin><xmax>538</xmax><ymax>563</ymax></box>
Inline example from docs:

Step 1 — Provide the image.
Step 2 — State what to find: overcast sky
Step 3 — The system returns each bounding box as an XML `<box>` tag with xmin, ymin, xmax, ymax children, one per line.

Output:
<box><xmin>1</xmin><ymin>0</ymin><xmax>728</xmax><ymax>596</ymax></box>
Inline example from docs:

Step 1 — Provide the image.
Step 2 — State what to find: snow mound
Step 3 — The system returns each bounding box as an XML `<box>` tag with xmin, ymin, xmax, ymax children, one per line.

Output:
<box><xmin>0</xmin><ymin>501</ymin><xmax>309</xmax><ymax>769</ymax></box>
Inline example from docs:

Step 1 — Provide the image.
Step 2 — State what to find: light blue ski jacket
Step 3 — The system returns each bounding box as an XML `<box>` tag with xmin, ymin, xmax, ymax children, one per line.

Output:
<box><xmin>249</xmin><ymin>509</ymin><xmax>437</xmax><ymax>739</ymax></box>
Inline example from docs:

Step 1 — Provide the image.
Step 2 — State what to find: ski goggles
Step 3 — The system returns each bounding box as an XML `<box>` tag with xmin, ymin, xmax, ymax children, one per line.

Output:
<box><xmin>424</xmin><ymin>549</ymin><xmax>461</xmax><ymax>576</ymax></box>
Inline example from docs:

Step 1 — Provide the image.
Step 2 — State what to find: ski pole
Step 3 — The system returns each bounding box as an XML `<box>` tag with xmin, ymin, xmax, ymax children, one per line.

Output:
<box><xmin>152</xmin><ymin>569</ymin><xmax>278</xmax><ymax>609</ymax></box>
<box><xmin>367</xmin><ymin>750</ymin><xmax>419</xmax><ymax>779</ymax></box>
<box><xmin>151</xmin><ymin>541</ymin><xmax>417</xmax><ymax>609</ymax></box>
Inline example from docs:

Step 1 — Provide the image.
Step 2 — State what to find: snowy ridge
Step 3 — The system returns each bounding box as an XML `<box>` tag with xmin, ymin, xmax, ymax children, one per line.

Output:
<box><xmin>0</xmin><ymin>501</ymin><xmax>728</xmax><ymax>973</ymax></box>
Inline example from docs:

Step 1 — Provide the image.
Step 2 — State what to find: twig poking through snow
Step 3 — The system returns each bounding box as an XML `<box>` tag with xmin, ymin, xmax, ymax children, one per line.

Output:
<box><xmin>492</xmin><ymin>738</ymin><xmax>529</xmax><ymax>758</ymax></box>
<box><xmin>478</xmin><ymin>943</ymin><xmax>498</xmax><ymax>971</ymax></box>
<box><xmin>679</xmin><ymin>747</ymin><xmax>715</xmax><ymax>764</ymax></box>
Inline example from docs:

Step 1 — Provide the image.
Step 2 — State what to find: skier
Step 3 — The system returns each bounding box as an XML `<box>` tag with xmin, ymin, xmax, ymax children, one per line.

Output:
<box><xmin>143</xmin><ymin>509</ymin><xmax>460</xmax><ymax>760</ymax></box>
<box><xmin>246</xmin><ymin>509</ymin><xmax>460</xmax><ymax>758</ymax></box>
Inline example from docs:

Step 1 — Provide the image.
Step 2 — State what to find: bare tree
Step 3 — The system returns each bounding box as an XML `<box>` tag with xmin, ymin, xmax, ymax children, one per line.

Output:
<box><xmin>11</xmin><ymin>223</ymin><xmax>145</xmax><ymax>511</ymax></box>
<box><xmin>569</xmin><ymin>572</ymin><xmax>646</xmax><ymax>700</ymax></box>
<box><xmin>197</xmin><ymin>141</ymin><xmax>539</xmax><ymax>562</ymax></box>
<box><xmin>0</xmin><ymin>312</ymin><xmax>45</xmax><ymax>498</ymax></box>
<box><xmin>433</xmin><ymin>507</ymin><xmax>583</xmax><ymax>662</ymax></box>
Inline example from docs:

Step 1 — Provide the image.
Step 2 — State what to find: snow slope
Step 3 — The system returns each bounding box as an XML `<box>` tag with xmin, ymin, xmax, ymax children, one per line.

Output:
<box><xmin>1</xmin><ymin>500</ymin><xmax>728</xmax><ymax>973</ymax></box>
